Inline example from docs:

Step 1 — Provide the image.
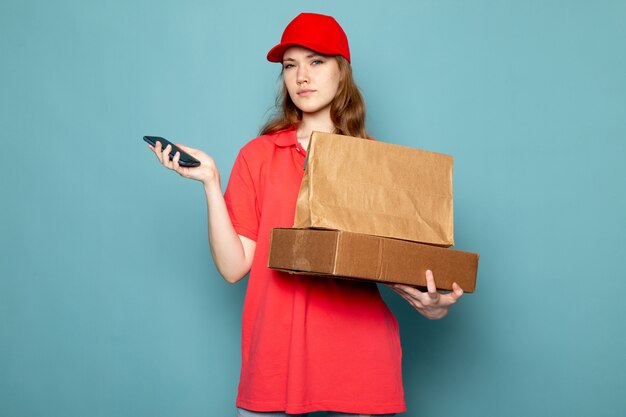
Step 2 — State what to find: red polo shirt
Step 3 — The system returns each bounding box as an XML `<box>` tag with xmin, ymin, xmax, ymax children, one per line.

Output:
<box><xmin>224</xmin><ymin>129</ymin><xmax>405</xmax><ymax>414</ymax></box>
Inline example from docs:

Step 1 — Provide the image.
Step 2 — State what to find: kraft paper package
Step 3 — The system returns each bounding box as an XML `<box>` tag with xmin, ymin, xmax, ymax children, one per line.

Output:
<box><xmin>294</xmin><ymin>132</ymin><xmax>454</xmax><ymax>247</ymax></box>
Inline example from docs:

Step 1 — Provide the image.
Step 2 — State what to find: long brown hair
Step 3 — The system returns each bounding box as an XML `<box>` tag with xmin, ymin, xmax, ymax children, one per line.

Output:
<box><xmin>260</xmin><ymin>56</ymin><xmax>369</xmax><ymax>139</ymax></box>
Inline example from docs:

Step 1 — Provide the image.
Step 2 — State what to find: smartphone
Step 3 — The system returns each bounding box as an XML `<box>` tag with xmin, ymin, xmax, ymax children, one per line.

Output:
<box><xmin>143</xmin><ymin>136</ymin><xmax>201</xmax><ymax>167</ymax></box>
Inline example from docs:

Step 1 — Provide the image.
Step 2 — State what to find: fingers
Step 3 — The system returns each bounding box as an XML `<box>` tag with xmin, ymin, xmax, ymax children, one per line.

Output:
<box><xmin>391</xmin><ymin>274</ymin><xmax>463</xmax><ymax>319</ymax></box>
<box><xmin>392</xmin><ymin>282</ymin><xmax>430</xmax><ymax>307</ymax></box>
<box><xmin>450</xmin><ymin>282</ymin><xmax>464</xmax><ymax>302</ymax></box>
<box><xmin>151</xmin><ymin>140</ymin><xmax>163</xmax><ymax>163</ymax></box>
<box><xmin>159</xmin><ymin>144</ymin><xmax>179</xmax><ymax>171</ymax></box>
<box><xmin>172</xmin><ymin>150</ymin><xmax>188</xmax><ymax>176</ymax></box>
<box><xmin>425</xmin><ymin>270</ymin><xmax>439</xmax><ymax>301</ymax></box>
<box><xmin>164</xmin><ymin>144</ymin><xmax>174</xmax><ymax>168</ymax></box>
<box><xmin>392</xmin><ymin>271</ymin><xmax>461</xmax><ymax>306</ymax></box>
<box><xmin>391</xmin><ymin>284</ymin><xmax>424</xmax><ymax>310</ymax></box>
<box><xmin>392</xmin><ymin>284</ymin><xmax>420</xmax><ymax>298</ymax></box>
<box><xmin>150</xmin><ymin>141</ymin><xmax>180</xmax><ymax>169</ymax></box>
<box><xmin>153</xmin><ymin>141</ymin><xmax>170</xmax><ymax>166</ymax></box>
<box><xmin>147</xmin><ymin>140</ymin><xmax>212</xmax><ymax>183</ymax></box>
<box><xmin>436</xmin><ymin>283</ymin><xmax>463</xmax><ymax>307</ymax></box>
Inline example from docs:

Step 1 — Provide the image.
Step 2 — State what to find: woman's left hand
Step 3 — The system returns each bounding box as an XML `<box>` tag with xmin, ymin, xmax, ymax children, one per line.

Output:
<box><xmin>390</xmin><ymin>270</ymin><xmax>464</xmax><ymax>320</ymax></box>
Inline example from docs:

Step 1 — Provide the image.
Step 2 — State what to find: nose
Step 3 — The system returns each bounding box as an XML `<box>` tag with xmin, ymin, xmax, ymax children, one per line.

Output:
<box><xmin>296</xmin><ymin>65</ymin><xmax>309</xmax><ymax>85</ymax></box>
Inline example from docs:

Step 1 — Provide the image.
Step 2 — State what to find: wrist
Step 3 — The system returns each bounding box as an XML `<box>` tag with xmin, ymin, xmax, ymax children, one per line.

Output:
<box><xmin>202</xmin><ymin>175</ymin><xmax>221</xmax><ymax>193</ymax></box>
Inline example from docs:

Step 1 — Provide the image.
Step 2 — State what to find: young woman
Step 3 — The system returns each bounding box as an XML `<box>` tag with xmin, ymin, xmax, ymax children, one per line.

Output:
<box><xmin>149</xmin><ymin>12</ymin><xmax>464</xmax><ymax>417</ymax></box>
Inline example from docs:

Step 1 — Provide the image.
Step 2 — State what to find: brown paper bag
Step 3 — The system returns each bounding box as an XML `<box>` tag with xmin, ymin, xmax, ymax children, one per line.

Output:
<box><xmin>293</xmin><ymin>131</ymin><xmax>454</xmax><ymax>247</ymax></box>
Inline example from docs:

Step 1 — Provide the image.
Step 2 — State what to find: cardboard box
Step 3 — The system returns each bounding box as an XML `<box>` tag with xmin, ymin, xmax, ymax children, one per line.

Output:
<box><xmin>294</xmin><ymin>131</ymin><xmax>454</xmax><ymax>247</ymax></box>
<box><xmin>269</xmin><ymin>228</ymin><xmax>479</xmax><ymax>293</ymax></box>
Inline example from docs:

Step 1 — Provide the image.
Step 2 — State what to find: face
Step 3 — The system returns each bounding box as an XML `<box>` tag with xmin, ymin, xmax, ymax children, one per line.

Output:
<box><xmin>282</xmin><ymin>46</ymin><xmax>341</xmax><ymax>116</ymax></box>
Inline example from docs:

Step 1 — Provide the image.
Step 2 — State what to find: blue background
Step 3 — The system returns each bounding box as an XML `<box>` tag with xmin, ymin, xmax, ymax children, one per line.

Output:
<box><xmin>1</xmin><ymin>1</ymin><xmax>625</xmax><ymax>416</ymax></box>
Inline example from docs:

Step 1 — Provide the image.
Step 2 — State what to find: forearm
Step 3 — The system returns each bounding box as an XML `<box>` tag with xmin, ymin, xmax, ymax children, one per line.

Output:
<box><xmin>203</xmin><ymin>180</ymin><xmax>255</xmax><ymax>283</ymax></box>
<box><xmin>148</xmin><ymin>142</ymin><xmax>253</xmax><ymax>282</ymax></box>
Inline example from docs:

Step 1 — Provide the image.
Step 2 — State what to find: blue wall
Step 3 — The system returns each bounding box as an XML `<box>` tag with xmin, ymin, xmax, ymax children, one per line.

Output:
<box><xmin>1</xmin><ymin>1</ymin><xmax>625</xmax><ymax>416</ymax></box>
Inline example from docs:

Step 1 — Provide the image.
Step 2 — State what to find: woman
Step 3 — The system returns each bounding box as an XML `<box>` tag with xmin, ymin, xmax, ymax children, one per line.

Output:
<box><xmin>149</xmin><ymin>12</ymin><xmax>463</xmax><ymax>417</ymax></box>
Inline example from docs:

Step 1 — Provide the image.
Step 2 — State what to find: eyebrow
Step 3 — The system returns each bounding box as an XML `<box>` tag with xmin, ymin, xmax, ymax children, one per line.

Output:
<box><xmin>282</xmin><ymin>53</ymin><xmax>325</xmax><ymax>63</ymax></box>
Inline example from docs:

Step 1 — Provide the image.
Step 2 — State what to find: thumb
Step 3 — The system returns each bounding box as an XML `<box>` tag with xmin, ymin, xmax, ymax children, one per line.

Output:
<box><xmin>450</xmin><ymin>282</ymin><xmax>464</xmax><ymax>301</ymax></box>
<box><xmin>176</xmin><ymin>143</ymin><xmax>195</xmax><ymax>153</ymax></box>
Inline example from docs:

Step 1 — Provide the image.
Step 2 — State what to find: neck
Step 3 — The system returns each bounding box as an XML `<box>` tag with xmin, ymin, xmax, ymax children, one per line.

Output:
<box><xmin>296</xmin><ymin>108</ymin><xmax>335</xmax><ymax>149</ymax></box>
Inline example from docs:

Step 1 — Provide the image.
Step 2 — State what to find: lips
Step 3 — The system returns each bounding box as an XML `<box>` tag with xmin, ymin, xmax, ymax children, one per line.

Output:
<box><xmin>297</xmin><ymin>89</ymin><xmax>315</xmax><ymax>96</ymax></box>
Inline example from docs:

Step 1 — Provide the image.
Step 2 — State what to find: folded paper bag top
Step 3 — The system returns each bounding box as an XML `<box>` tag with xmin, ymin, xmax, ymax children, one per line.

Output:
<box><xmin>294</xmin><ymin>131</ymin><xmax>454</xmax><ymax>247</ymax></box>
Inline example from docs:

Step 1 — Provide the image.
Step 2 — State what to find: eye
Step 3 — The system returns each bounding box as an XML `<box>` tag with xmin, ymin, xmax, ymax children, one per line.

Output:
<box><xmin>311</xmin><ymin>59</ymin><xmax>324</xmax><ymax>66</ymax></box>
<box><xmin>283</xmin><ymin>63</ymin><xmax>295</xmax><ymax>70</ymax></box>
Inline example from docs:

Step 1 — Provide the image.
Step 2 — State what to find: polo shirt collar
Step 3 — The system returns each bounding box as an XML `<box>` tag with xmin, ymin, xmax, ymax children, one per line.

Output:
<box><xmin>272</xmin><ymin>129</ymin><xmax>298</xmax><ymax>147</ymax></box>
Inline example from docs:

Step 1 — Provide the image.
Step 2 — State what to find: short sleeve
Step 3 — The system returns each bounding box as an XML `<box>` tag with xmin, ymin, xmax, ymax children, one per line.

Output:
<box><xmin>224</xmin><ymin>150</ymin><xmax>260</xmax><ymax>241</ymax></box>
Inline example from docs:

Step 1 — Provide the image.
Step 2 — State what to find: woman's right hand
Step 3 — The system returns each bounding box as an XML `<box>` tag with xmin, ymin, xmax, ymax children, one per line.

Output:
<box><xmin>149</xmin><ymin>140</ymin><xmax>219</xmax><ymax>186</ymax></box>
<box><xmin>149</xmin><ymin>139</ymin><xmax>253</xmax><ymax>283</ymax></box>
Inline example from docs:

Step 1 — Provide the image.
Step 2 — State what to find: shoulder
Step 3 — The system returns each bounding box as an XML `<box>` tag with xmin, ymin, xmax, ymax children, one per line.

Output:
<box><xmin>238</xmin><ymin>129</ymin><xmax>296</xmax><ymax>159</ymax></box>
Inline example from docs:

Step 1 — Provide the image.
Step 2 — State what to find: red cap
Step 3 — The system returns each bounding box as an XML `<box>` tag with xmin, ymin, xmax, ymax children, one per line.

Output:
<box><xmin>267</xmin><ymin>13</ymin><xmax>351</xmax><ymax>63</ymax></box>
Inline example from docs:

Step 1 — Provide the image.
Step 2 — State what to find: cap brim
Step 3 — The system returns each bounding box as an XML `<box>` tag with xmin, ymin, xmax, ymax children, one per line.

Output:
<box><xmin>266</xmin><ymin>42</ymin><xmax>340</xmax><ymax>63</ymax></box>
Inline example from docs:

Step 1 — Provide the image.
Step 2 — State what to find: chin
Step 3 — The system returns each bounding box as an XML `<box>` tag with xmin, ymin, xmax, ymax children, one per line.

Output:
<box><xmin>298</xmin><ymin>106</ymin><xmax>321</xmax><ymax>114</ymax></box>
<box><xmin>296</xmin><ymin>102</ymin><xmax>331</xmax><ymax>115</ymax></box>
